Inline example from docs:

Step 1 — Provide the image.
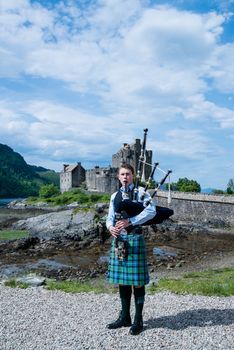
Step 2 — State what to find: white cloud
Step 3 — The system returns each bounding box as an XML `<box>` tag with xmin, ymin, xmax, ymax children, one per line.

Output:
<box><xmin>0</xmin><ymin>99</ymin><xmax>127</xmax><ymax>163</ymax></box>
<box><xmin>0</xmin><ymin>1</ymin><xmax>233</xmax><ymax>187</ymax></box>
<box><xmin>150</xmin><ymin>129</ymin><xmax>223</xmax><ymax>159</ymax></box>
<box><xmin>123</xmin><ymin>7</ymin><xmax>222</xmax><ymax>65</ymax></box>
<box><xmin>209</xmin><ymin>43</ymin><xmax>234</xmax><ymax>93</ymax></box>
<box><xmin>0</xmin><ymin>2</ymin><xmax>228</xmax><ymax>97</ymax></box>
<box><xmin>183</xmin><ymin>94</ymin><xmax>234</xmax><ymax>127</ymax></box>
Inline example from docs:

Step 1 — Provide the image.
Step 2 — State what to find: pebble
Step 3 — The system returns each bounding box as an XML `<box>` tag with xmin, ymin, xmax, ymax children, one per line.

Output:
<box><xmin>0</xmin><ymin>285</ymin><xmax>233</xmax><ymax>350</ymax></box>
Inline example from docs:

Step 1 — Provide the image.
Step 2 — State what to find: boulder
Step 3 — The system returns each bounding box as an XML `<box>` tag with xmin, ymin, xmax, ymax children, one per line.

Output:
<box><xmin>16</xmin><ymin>274</ymin><xmax>46</xmax><ymax>287</ymax></box>
<box><xmin>12</xmin><ymin>209</ymin><xmax>97</xmax><ymax>239</ymax></box>
<box><xmin>7</xmin><ymin>200</ymin><xmax>27</xmax><ymax>209</ymax></box>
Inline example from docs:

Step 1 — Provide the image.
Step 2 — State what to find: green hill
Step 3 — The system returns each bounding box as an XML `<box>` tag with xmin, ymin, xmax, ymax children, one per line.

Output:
<box><xmin>0</xmin><ymin>144</ymin><xmax>59</xmax><ymax>198</ymax></box>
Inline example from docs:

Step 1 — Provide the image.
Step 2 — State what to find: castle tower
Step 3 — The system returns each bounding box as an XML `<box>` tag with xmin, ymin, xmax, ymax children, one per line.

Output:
<box><xmin>112</xmin><ymin>139</ymin><xmax>152</xmax><ymax>179</ymax></box>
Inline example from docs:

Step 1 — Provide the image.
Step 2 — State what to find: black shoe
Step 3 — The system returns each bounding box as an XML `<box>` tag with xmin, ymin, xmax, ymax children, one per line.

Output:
<box><xmin>129</xmin><ymin>320</ymin><xmax>143</xmax><ymax>335</ymax></box>
<box><xmin>107</xmin><ymin>314</ymin><xmax>132</xmax><ymax>329</ymax></box>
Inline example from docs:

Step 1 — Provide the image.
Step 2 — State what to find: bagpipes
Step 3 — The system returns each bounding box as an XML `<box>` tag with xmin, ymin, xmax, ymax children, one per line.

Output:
<box><xmin>116</xmin><ymin>128</ymin><xmax>174</xmax><ymax>226</ymax></box>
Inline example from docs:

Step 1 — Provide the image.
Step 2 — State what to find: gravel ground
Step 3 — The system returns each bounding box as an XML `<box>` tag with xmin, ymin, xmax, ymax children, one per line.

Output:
<box><xmin>0</xmin><ymin>285</ymin><xmax>233</xmax><ymax>350</ymax></box>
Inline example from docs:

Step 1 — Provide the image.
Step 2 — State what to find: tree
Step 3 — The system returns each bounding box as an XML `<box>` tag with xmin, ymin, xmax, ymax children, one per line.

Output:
<box><xmin>165</xmin><ymin>182</ymin><xmax>177</xmax><ymax>191</ymax></box>
<box><xmin>39</xmin><ymin>184</ymin><xmax>60</xmax><ymax>198</ymax></box>
<box><xmin>213</xmin><ymin>189</ymin><xmax>225</xmax><ymax>195</ymax></box>
<box><xmin>226</xmin><ymin>178</ymin><xmax>234</xmax><ymax>194</ymax></box>
<box><xmin>176</xmin><ymin>177</ymin><xmax>201</xmax><ymax>193</ymax></box>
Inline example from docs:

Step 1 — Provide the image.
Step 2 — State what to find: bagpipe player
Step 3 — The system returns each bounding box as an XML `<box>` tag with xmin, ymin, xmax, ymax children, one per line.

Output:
<box><xmin>106</xmin><ymin>163</ymin><xmax>156</xmax><ymax>335</ymax></box>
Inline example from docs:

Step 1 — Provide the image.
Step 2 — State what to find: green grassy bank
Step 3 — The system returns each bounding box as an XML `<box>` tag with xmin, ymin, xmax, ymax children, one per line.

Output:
<box><xmin>148</xmin><ymin>268</ymin><xmax>234</xmax><ymax>297</ymax></box>
<box><xmin>0</xmin><ymin>230</ymin><xmax>29</xmax><ymax>240</ymax></box>
<box><xmin>27</xmin><ymin>188</ymin><xmax>110</xmax><ymax>206</ymax></box>
<box><xmin>4</xmin><ymin>267</ymin><xmax>234</xmax><ymax>297</ymax></box>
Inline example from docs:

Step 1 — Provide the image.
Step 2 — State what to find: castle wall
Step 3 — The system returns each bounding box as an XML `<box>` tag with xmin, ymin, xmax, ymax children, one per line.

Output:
<box><xmin>72</xmin><ymin>163</ymin><xmax>85</xmax><ymax>187</ymax></box>
<box><xmin>60</xmin><ymin>172</ymin><xmax>72</xmax><ymax>193</ymax></box>
<box><xmin>155</xmin><ymin>190</ymin><xmax>234</xmax><ymax>226</ymax></box>
<box><xmin>86</xmin><ymin>167</ymin><xmax>119</xmax><ymax>193</ymax></box>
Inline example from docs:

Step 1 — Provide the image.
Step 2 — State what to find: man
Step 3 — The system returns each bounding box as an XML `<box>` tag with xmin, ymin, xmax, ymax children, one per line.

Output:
<box><xmin>106</xmin><ymin>163</ymin><xmax>156</xmax><ymax>335</ymax></box>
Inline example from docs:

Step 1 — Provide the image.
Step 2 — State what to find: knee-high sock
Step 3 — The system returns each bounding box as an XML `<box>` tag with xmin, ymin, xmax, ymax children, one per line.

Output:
<box><xmin>133</xmin><ymin>286</ymin><xmax>145</xmax><ymax>322</ymax></box>
<box><xmin>119</xmin><ymin>285</ymin><xmax>132</xmax><ymax>319</ymax></box>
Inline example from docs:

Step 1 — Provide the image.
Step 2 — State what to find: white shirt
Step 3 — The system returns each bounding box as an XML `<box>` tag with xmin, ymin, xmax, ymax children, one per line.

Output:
<box><xmin>106</xmin><ymin>185</ymin><xmax>156</xmax><ymax>230</ymax></box>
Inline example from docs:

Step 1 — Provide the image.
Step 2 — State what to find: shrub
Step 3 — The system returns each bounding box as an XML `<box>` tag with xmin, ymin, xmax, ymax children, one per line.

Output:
<box><xmin>176</xmin><ymin>177</ymin><xmax>201</xmax><ymax>193</ymax></box>
<box><xmin>39</xmin><ymin>184</ymin><xmax>60</xmax><ymax>198</ymax></box>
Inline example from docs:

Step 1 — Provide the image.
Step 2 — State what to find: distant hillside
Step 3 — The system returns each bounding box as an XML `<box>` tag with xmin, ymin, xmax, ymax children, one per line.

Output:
<box><xmin>0</xmin><ymin>144</ymin><xmax>59</xmax><ymax>198</ymax></box>
<box><xmin>201</xmin><ymin>188</ymin><xmax>214</xmax><ymax>194</ymax></box>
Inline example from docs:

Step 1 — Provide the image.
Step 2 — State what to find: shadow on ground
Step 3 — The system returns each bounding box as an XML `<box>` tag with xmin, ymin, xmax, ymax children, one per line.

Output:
<box><xmin>145</xmin><ymin>309</ymin><xmax>234</xmax><ymax>330</ymax></box>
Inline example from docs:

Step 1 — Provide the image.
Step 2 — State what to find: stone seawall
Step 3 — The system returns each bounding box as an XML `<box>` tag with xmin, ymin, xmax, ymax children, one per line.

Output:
<box><xmin>155</xmin><ymin>190</ymin><xmax>234</xmax><ymax>226</ymax></box>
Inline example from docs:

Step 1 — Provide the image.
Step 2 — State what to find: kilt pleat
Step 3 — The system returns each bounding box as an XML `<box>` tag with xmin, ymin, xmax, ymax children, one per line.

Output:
<box><xmin>107</xmin><ymin>233</ymin><xmax>149</xmax><ymax>286</ymax></box>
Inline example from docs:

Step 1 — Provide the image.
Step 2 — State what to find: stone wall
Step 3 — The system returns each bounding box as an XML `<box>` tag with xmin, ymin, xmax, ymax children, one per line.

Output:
<box><xmin>155</xmin><ymin>190</ymin><xmax>234</xmax><ymax>226</ymax></box>
<box><xmin>60</xmin><ymin>170</ymin><xmax>72</xmax><ymax>193</ymax></box>
<box><xmin>72</xmin><ymin>163</ymin><xmax>86</xmax><ymax>188</ymax></box>
<box><xmin>86</xmin><ymin>166</ymin><xmax>119</xmax><ymax>193</ymax></box>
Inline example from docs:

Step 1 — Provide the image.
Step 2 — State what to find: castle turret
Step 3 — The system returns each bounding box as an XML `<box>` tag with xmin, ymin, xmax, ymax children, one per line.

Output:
<box><xmin>112</xmin><ymin>138</ymin><xmax>152</xmax><ymax>179</ymax></box>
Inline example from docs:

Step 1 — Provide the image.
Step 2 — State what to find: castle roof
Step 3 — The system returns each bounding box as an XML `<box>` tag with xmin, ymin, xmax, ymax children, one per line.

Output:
<box><xmin>62</xmin><ymin>164</ymin><xmax>79</xmax><ymax>173</ymax></box>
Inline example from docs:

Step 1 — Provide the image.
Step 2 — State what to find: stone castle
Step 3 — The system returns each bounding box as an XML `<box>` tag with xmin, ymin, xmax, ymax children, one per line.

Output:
<box><xmin>60</xmin><ymin>138</ymin><xmax>152</xmax><ymax>193</ymax></box>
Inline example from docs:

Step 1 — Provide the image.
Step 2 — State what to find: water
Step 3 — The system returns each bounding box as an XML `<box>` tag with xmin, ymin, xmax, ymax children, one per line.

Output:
<box><xmin>153</xmin><ymin>247</ymin><xmax>177</xmax><ymax>261</ymax></box>
<box><xmin>0</xmin><ymin>206</ymin><xmax>45</xmax><ymax>230</ymax></box>
<box><xmin>0</xmin><ymin>198</ymin><xmax>24</xmax><ymax>208</ymax></box>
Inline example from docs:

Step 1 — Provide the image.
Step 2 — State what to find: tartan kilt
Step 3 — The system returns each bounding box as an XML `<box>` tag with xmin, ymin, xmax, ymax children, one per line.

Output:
<box><xmin>107</xmin><ymin>232</ymin><xmax>149</xmax><ymax>286</ymax></box>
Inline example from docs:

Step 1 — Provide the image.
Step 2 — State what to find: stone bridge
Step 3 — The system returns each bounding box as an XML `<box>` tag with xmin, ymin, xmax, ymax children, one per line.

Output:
<box><xmin>155</xmin><ymin>190</ymin><xmax>234</xmax><ymax>226</ymax></box>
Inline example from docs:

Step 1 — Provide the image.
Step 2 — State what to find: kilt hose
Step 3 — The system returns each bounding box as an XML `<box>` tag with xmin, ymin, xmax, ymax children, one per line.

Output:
<box><xmin>107</xmin><ymin>232</ymin><xmax>149</xmax><ymax>286</ymax></box>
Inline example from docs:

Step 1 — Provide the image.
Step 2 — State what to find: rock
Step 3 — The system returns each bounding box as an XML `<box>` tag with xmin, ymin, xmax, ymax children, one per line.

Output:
<box><xmin>147</xmin><ymin>279</ymin><xmax>159</xmax><ymax>288</ymax></box>
<box><xmin>12</xmin><ymin>209</ymin><xmax>97</xmax><ymax>239</ymax></box>
<box><xmin>167</xmin><ymin>263</ymin><xmax>175</xmax><ymax>269</ymax></box>
<box><xmin>7</xmin><ymin>201</ymin><xmax>27</xmax><ymax>209</ymax></box>
<box><xmin>175</xmin><ymin>260</ymin><xmax>186</xmax><ymax>268</ymax></box>
<box><xmin>97</xmin><ymin>255</ymin><xmax>109</xmax><ymax>264</ymax></box>
<box><xmin>6</xmin><ymin>200</ymin><xmax>18</xmax><ymax>208</ymax></box>
<box><xmin>16</xmin><ymin>274</ymin><xmax>46</xmax><ymax>287</ymax></box>
<box><xmin>67</xmin><ymin>202</ymin><xmax>79</xmax><ymax>208</ymax></box>
<box><xmin>13</xmin><ymin>237</ymin><xmax>40</xmax><ymax>250</ymax></box>
<box><xmin>95</xmin><ymin>203</ymin><xmax>108</xmax><ymax>213</ymax></box>
<box><xmin>153</xmin><ymin>247</ymin><xmax>177</xmax><ymax>261</ymax></box>
<box><xmin>34</xmin><ymin>202</ymin><xmax>49</xmax><ymax>208</ymax></box>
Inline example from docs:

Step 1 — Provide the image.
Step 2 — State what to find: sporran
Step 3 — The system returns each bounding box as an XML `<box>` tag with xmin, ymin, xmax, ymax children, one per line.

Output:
<box><xmin>115</xmin><ymin>238</ymin><xmax>128</xmax><ymax>261</ymax></box>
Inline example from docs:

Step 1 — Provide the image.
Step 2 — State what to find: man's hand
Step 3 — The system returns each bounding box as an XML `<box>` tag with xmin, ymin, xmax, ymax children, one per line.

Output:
<box><xmin>109</xmin><ymin>225</ymin><xmax>120</xmax><ymax>238</ymax></box>
<box><xmin>115</xmin><ymin>219</ymin><xmax>129</xmax><ymax>231</ymax></box>
<box><xmin>109</xmin><ymin>219</ymin><xmax>130</xmax><ymax>238</ymax></box>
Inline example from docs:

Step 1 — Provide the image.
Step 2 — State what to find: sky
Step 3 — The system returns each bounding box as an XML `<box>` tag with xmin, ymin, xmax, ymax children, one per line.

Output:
<box><xmin>0</xmin><ymin>0</ymin><xmax>234</xmax><ymax>190</ymax></box>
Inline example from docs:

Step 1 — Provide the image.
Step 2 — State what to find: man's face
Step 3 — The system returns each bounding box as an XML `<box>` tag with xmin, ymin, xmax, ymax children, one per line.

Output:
<box><xmin>118</xmin><ymin>167</ymin><xmax>133</xmax><ymax>187</ymax></box>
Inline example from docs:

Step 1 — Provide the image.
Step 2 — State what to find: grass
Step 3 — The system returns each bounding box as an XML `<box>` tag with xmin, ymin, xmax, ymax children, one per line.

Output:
<box><xmin>27</xmin><ymin>189</ymin><xmax>110</xmax><ymax>206</ymax></box>
<box><xmin>148</xmin><ymin>268</ymin><xmax>234</xmax><ymax>297</ymax></box>
<box><xmin>45</xmin><ymin>278</ymin><xmax>117</xmax><ymax>294</ymax></box>
<box><xmin>4</xmin><ymin>278</ymin><xmax>29</xmax><ymax>289</ymax></box>
<box><xmin>4</xmin><ymin>268</ymin><xmax>234</xmax><ymax>297</ymax></box>
<box><xmin>4</xmin><ymin>277</ymin><xmax>117</xmax><ymax>292</ymax></box>
<box><xmin>0</xmin><ymin>230</ymin><xmax>30</xmax><ymax>240</ymax></box>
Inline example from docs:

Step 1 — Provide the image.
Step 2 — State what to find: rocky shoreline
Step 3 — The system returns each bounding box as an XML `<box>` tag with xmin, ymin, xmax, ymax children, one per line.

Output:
<box><xmin>0</xmin><ymin>200</ymin><xmax>233</xmax><ymax>281</ymax></box>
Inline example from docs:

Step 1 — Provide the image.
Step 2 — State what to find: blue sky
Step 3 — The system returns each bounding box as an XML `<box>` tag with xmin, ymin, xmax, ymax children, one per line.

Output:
<box><xmin>0</xmin><ymin>0</ymin><xmax>233</xmax><ymax>189</ymax></box>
